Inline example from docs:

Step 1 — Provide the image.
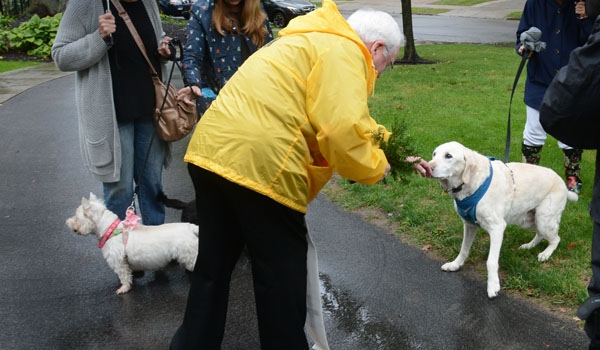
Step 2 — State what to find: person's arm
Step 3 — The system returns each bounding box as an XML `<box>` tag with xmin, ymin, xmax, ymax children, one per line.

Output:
<box><xmin>307</xmin><ymin>42</ymin><xmax>389</xmax><ymax>185</ymax></box>
<box><xmin>52</xmin><ymin>0</ymin><xmax>110</xmax><ymax>72</ymax></box>
<box><xmin>515</xmin><ymin>1</ymin><xmax>533</xmax><ymax>55</ymax></box>
<box><xmin>176</xmin><ymin>4</ymin><xmax>210</xmax><ymax>103</ymax></box>
<box><xmin>181</xmin><ymin>5</ymin><xmax>207</xmax><ymax>88</ymax></box>
<box><xmin>576</xmin><ymin>2</ymin><xmax>594</xmax><ymax>45</ymax></box>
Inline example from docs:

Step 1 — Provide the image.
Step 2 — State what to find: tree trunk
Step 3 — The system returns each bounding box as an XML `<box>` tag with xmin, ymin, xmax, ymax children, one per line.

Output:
<box><xmin>398</xmin><ymin>0</ymin><xmax>435</xmax><ymax>64</ymax></box>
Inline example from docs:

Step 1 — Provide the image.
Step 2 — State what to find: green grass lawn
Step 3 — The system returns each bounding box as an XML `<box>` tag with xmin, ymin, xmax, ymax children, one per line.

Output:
<box><xmin>325</xmin><ymin>43</ymin><xmax>594</xmax><ymax>317</ymax></box>
<box><xmin>0</xmin><ymin>60</ymin><xmax>41</xmax><ymax>73</ymax></box>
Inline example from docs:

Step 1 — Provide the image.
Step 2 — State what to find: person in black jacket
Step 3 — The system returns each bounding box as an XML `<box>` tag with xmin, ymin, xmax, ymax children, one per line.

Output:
<box><xmin>540</xmin><ymin>13</ymin><xmax>600</xmax><ymax>350</ymax></box>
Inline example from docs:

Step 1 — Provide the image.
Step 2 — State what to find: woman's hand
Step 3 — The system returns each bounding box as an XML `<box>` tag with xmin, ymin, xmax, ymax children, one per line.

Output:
<box><xmin>98</xmin><ymin>12</ymin><xmax>116</xmax><ymax>39</ymax></box>
<box><xmin>575</xmin><ymin>1</ymin><xmax>588</xmax><ymax>19</ymax></box>
<box><xmin>158</xmin><ymin>36</ymin><xmax>173</xmax><ymax>58</ymax></box>
<box><xmin>177</xmin><ymin>86</ymin><xmax>200</xmax><ymax>107</ymax></box>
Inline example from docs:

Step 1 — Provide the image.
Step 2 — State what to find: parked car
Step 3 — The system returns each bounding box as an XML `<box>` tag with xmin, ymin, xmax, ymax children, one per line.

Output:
<box><xmin>261</xmin><ymin>0</ymin><xmax>316</xmax><ymax>28</ymax></box>
<box><xmin>159</xmin><ymin>0</ymin><xmax>195</xmax><ymax>19</ymax></box>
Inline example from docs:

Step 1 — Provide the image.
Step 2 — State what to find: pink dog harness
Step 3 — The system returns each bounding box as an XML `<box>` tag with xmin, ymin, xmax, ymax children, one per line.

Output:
<box><xmin>97</xmin><ymin>208</ymin><xmax>141</xmax><ymax>248</ymax></box>
<box><xmin>98</xmin><ymin>219</ymin><xmax>122</xmax><ymax>248</ymax></box>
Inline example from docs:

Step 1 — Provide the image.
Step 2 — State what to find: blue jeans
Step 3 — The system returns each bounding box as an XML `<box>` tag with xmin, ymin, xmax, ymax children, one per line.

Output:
<box><xmin>103</xmin><ymin>120</ymin><xmax>166</xmax><ymax>225</ymax></box>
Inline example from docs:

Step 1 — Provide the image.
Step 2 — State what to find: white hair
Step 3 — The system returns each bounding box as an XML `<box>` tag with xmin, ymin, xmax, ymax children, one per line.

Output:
<box><xmin>346</xmin><ymin>8</ymin><xmax>405</xmax><ymax>56</ymax></box>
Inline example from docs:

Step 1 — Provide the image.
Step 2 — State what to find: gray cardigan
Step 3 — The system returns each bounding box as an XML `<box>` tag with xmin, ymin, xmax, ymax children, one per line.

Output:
<box><xmin>52</xmin><ymin>0</ymin><xmax>166</xmax><ymax>183</ymax></box>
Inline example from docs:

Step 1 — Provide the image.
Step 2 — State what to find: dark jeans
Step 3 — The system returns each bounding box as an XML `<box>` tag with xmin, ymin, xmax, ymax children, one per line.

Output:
<box><xmin>171</xmin><ymin>164</ymin><xmax>309</xmax><ymax>350</ymax></box>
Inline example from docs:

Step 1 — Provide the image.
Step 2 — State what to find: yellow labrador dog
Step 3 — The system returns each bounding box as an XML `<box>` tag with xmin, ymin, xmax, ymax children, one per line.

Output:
<box><xmin>428</xmin><ymin>141</ymin><xmax>578</xmax><ymax>299</ymax></box>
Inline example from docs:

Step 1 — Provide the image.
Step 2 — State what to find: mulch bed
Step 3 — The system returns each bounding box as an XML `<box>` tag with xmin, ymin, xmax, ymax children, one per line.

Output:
<box><xmin>1</xmin><ymin>51</ymin><xmax>52</xmax><ymax>62</ymax></box>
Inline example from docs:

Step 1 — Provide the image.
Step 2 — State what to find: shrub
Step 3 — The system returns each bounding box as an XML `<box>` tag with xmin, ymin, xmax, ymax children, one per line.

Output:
<box><xmin>3</xmin><ymin>12</ymin><xmax>62</xmax><ymax>58</ymax></box>
<box><xmin>0</xmin><ymin>13</ymin><xmax>15</xmax><ymax>53</ymax></box>
<box><xmin>374</xmin><ymin>117</ymin><xmax>419</xmax><ymax>181</ymax></box>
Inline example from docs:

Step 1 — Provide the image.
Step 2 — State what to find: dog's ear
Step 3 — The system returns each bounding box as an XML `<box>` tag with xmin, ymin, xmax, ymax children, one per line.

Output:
<box><xmin>461</xmin><ymin>149</ymin><xmax>477</xmax><ymax>184</ymax></box>
<box><xmin>89</xmin><ymin>192</ymin><xmax>97</xmax><ymax>201</ymax></box>
<box><xmin>82</xmin><ymin>197</ymin><xmax>90</xmax><ymax>211</ymax></box>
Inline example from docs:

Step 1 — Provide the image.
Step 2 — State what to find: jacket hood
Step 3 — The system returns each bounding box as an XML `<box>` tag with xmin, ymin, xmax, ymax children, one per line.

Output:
<box><xmin>279</xmin><ymin>0</ymin><xmax>376</xmax><ymax>92</ymax></box>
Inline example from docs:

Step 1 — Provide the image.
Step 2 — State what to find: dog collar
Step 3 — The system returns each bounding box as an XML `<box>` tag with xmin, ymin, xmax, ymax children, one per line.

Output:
<box><xmin>98</xmin><ymin>219</ymin><xmax>122</xmax><ymax>248</ymax></box>
<box><xmin>450</xmin><ymin>184</ymin><xmax>464</xmax><ymax>193</ymax></box>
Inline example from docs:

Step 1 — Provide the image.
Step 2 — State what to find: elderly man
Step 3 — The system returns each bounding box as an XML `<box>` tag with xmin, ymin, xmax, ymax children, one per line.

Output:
<box><xmin>170</xmin><ymin>1</ymin><xmax>431</xmax><ymax>348</ymax></box>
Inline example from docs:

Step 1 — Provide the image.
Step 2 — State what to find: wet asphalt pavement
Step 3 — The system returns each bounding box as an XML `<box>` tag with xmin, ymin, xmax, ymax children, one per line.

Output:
<box><xmin>0</xmin><ymin>7</ymin><xmax>591</xmax><ymax>350</ymax></box>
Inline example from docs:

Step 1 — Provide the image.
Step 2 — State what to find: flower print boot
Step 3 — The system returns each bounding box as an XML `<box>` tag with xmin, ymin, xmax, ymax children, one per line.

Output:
<box><xmin>522</xmin><ymin>143</ymin><xmax>542</xmax><ymax>165</ymax></box>
<box><xmin>564</xmin><ymin>148</ymin><xmax>583</xmax><ymax>194</ymax></box>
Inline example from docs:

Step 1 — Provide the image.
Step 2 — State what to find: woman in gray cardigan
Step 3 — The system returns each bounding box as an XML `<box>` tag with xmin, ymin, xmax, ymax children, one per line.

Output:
<box><xmin>52</xmin><ymin>0</ymin><xmax>172</xmax><ymax>224</ymax></box>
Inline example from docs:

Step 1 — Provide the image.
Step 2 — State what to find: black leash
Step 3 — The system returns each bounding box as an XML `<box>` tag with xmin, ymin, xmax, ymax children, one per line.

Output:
<box><xmin>504</xmin><ymin>53</ymin><xmax>528</xmax><ymax>163</ymax></box>
<box><xmin>131</xmin><ymin>39</ymin><xmax>186</xmax><ymax>211</ymax></box>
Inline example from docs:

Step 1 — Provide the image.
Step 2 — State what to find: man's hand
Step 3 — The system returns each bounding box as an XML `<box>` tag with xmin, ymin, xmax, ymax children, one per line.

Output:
<box><xmin>406</xmin><ymin>156</ymin><xmax>433</xmax><ymax>178</ymax></box>
<box><xmin>380</xmin><ymin>163</ymin><xmax>391</xmax><ymax>181</ymax></box>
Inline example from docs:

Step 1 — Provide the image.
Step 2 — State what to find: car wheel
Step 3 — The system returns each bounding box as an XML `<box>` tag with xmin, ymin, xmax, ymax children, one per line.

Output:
<box><xmin>272</xmin><ymin>11</ymin><xmax>287</xmax><ymax>28</ymax></box>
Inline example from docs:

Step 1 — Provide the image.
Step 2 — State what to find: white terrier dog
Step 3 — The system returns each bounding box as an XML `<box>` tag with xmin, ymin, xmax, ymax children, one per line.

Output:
<box><xmin>66</xmin><ymin>193</ymin><xmax>199</xmax><ymax>294</ymax></box>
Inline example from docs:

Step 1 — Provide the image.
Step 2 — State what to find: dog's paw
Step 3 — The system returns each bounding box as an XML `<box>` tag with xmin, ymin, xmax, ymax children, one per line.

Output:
<box><xmin>441</xmin><ymin>261</ymin><xmax>461</xmax><ymax>272</ymax></box>
<box><xmin>518</xmin><ymin>242</ymin><xmax>534</xmax><ymax>250</ymax></box>
<box><xmin>537</xmin><ymin>251</ymin><xmax>552</xmax><ymax>262</ymax></box>
<box><xmin>487</xmin><ymin>282</ymin><xmax>500</xmax><ymax>299</ymax></box>
<box><xmin>116</xmin><ymin>284</ymin><xmax>131</xmax><ymax>294</ymax></box>
<box><xmin>487</xmin><ymin>276</ymin><xmax>500</xmax><ymax>299</ymax></box>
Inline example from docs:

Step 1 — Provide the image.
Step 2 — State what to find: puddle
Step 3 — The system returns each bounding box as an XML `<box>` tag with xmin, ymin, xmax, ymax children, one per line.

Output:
<box><xmin>319</xmin><ymin>273</ymin><xmax>412</xmax><ymax>349</ymax></box>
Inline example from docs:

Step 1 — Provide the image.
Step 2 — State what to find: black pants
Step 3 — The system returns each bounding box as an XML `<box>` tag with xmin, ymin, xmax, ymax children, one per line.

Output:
<box><xmin>171</xmin><ymin>164</ymin><xmax>309</xmax><ymax>349</ymax></box>
<box><xmin>585</xmin><ymin>221</ymin><xmax>600</xmax><ymax>346</ymax></box>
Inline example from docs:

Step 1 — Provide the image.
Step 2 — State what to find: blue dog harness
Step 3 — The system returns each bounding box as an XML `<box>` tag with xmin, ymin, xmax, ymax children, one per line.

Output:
<box><xmin>454</xmin><ymin>161</ymin><xmax>494</xmax><ymax>226</ymax></box>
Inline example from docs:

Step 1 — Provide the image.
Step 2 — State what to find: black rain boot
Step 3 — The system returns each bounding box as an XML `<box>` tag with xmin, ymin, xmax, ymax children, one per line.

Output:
<box><xmin>521</xmin><ymin>143</ymin><xmax>542</xmax><ymax>165</ymax></box>
<box><xmin>564</xmin><ymin>148</ymin><xmax>583</xmax><ymax>194</ymax></box>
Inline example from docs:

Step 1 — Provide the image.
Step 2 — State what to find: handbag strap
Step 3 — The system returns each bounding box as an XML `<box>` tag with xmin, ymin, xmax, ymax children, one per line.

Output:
<box><xmin>110</xmin><ymin>0</ymin><xmax>159</xmax><ymax>77</ymax></box>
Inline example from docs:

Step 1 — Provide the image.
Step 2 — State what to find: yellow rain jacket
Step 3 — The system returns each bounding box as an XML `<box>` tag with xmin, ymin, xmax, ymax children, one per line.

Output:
<box><xmin>184</xmin><ymin>0</ymin><xmax>390</xmax><ymax>213</ymax></box>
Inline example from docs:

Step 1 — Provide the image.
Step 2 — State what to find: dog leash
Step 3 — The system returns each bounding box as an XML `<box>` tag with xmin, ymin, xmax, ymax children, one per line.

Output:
<box><xmin>130</xmin><ymin>56</ymin><xmax>180</xmax><ymax>211</ymax></box>
<box><xmin>504</xmin><ymin>26</ymin><xmax>546</xmax><ymax>163</ymax></box>
<box><xmin>504</xmin><ymin>53</ymin><xmax>528</xmax><ymax>163</ymax></box>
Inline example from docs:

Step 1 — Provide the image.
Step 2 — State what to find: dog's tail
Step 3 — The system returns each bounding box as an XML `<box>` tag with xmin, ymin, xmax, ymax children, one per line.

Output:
<box><xmin>157</xmin><ymin>191</ymin><xmax>189</xmax><ymax>210</ymax></box>
<box><xmin>567</xmin><ymin>191</ymin><xmax>579</xmax><ymax>203</ymax></box>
